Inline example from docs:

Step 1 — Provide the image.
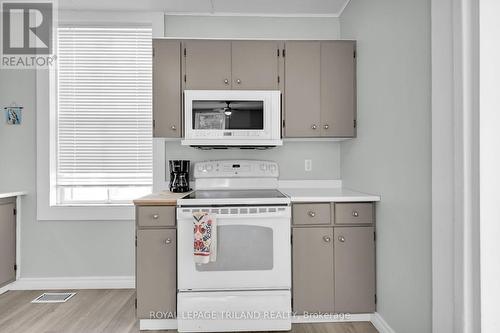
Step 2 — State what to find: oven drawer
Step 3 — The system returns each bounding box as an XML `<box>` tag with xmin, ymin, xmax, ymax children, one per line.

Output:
<box><xmin>137</xmin><ymin>206</ymin><xmax>176</xmax><ymax>227</ymax></box>
<box><xmin>334</xmin><ymin>203</ymin><xmax>374</xmax><ymax>225</ymax></box>
<box><xmin>293</xmin><ymin>203</ymin><xmax>331</xmax><ymax>225</ymax></box>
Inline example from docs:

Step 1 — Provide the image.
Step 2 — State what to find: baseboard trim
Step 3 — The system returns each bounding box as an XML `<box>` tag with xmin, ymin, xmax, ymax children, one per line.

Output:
<box><xmin>9</xmin><ymin>276</ymin><xmax>135</xmax><ymax>290</ymax></box>
<box><xmin>138</xmin><ymin>314</ymin><xmax>394</xmax><ymax>332</ymax></box>
<box><xmin>292</xmin><ymin>313</ymin><xmax>372</xmax><ymax>323</ymax></box>
<box><xmin>140</xmin><ymin>319</ymin><xmax>177</xmax><ymax>330</ymax></box>
<box><xmin>371</xmin><ymin>312</ymin><xmax>395</xmax><ymax>333</ymax></box>
<box><xmin>0</xmin><ymin>283</ymin><xmax>13</xmax><ymax>295</ymax></box>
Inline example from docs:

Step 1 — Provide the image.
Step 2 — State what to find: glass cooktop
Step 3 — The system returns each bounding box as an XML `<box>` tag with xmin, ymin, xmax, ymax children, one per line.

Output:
<box><xmin>185</xmin><ymin>189</ymin><xmax>287</xmax><ymax>200</ymax></box>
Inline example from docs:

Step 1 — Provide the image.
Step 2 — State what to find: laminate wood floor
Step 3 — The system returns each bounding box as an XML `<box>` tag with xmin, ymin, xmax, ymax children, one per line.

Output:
<box><xmin>0</xmin><ymin>289</ymin><xmax>378</xmax><ymax>333</ymax></box>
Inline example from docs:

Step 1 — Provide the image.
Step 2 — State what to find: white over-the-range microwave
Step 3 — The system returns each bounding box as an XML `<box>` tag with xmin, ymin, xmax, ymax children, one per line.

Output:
<box><xmin>182</xmin><ymin>90</ymin><xmax>282</xmax><ymax>147</ymax></box>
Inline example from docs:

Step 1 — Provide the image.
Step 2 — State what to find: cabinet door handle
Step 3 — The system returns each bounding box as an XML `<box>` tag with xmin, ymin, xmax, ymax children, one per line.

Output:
<box><xmin>338</xmin><ymin>236</ymin><xmax>345</xmax><ymax>242</ymax></box>
<box><xmin>323</xmin><ymin>124</ymin><xmax>329</xmax><ymax>129</ymax></box>
<box><xmin>308</xmin><ymin>211</ymin><xmax>316</xmax><ymax>217</ymax></box>
<box><xmin>323</xmin><ymin>236</ymin><xmax>331</xmax><ymax>243</ymax></box>
<box><xmin>171</xmin><ymin>125</ymin><xmax>176</xmax><ymax>131</ymax></box>
<box><xmin>352</xmin><ymin>211</ymin><xmax>359</xmax><ymax>217</ymax></box>
<box><xmin>236</xmin><ymin>79</ymin><xmax>241</xmax><ymax>84</ymax></box>
<box><xmin>311</xmin><ymin>124</ymin><xmax>318</xmax><ymax>130</ymax></box>
<box><xmin>224</xmin><ymin>79</ymin><xmax>229</xmax><ymax>85</ymax></box>
<box><xmin>152</xmin><ymin>214</ymin><xmax>159</xmax><ymax>220</ymax></box>
<box><xmin>165</xmin><ymin>238</ymin><xmax>172</xmax><ymax>244</ymax></box>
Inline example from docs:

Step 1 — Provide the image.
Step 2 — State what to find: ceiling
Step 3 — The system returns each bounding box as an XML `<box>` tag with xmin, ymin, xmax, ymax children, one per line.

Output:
<box><xmin>59</xmin><ymin>0</ymin><xmax>351</xmax><ymax>17</ymax></box>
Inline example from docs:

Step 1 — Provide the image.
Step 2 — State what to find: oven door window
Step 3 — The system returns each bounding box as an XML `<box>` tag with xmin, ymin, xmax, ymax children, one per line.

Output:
<box><xmin>192</xmin><ymin>100</ymin><xmax>264</xmax><ymax>130</ymax></box>
<box><xmin>196</xmin><ymin>225</ymin><xmax>273</xmax><ymax>271</ymax></box>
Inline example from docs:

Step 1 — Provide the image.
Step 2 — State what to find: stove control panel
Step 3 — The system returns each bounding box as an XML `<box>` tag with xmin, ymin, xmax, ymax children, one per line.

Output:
<box><xmin>194</xmin><ymin>160</ymin><xmax>279</xmax><ymax>179</ymax></box>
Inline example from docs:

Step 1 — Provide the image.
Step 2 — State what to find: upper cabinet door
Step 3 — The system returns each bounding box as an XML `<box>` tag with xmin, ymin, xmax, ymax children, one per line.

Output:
<box><xmin>184</xmin><ymin>40</ymin><xmax>232</xmax><ymax>90</ymax></box>
<box><xmin>231</xmin><ymin>41</ymin><xmax>279</xmax><ymax>90</ymax></box>
<box><xmin>284</xmin><ymin>41</ymin><xmax>321</xmax><ymax>137</ymax></box>
<box><xmin>153</xmin><ymin>40</ymin><xmax>182</xmax><ymax>138</ymax></box>
<box><xmin>320</xmin><ymin>41</ymin><xmax>356</xmax><ymax>137</ymax></box>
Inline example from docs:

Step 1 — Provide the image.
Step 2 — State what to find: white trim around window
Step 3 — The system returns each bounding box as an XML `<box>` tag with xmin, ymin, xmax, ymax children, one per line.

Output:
<box><xmin>36</xmin><ymin>11</ymin><xmax>164</xmax><ymax>221</ymax></box>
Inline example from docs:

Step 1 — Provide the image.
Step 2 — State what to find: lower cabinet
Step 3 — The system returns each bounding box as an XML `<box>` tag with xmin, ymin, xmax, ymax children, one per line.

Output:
<box><xmin>334</xmin><ymin>227</ymin><xmax>376</xmax><ymax>313</ymax></box>
<box><xmin>136</xmin><ymin>228</ymin><xmax>177</xmax><ymax>319</ymax></box>
<box><xmin>292</xmin><ymin>206</ymin><xmax>376</xmax><ymax>314</ymax></box>
<box><xmin>292</xmin><ymin>227</ymin><xmax>334</xmax><ymax>314</ymax></box>
<box><xmin>0</xmin><ymin>197</ymin><xmax>16</xmax><ymax>288</ymax></box>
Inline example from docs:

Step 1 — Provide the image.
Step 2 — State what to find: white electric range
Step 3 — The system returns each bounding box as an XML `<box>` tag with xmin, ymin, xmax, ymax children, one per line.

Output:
<box><xmin>176</xmin><ymin>160</ymin><xmax>292</xmax><ymax>332</ymax></box>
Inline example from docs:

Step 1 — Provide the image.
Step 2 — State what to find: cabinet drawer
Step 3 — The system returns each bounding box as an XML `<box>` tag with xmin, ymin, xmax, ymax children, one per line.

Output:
<box><xmin>137</xmin><ymin>206</ymin><xmax>176</xmax><ymax>227</ymax></box>
<box><xmin>334</xmin><ymin>203</ymin><xmax>374</xmax><ymax>225</ymax></box>
<box><xmin>293</xmin><ymin>203</ymin><xmax>331</xmax><ymax>225</ymax></box>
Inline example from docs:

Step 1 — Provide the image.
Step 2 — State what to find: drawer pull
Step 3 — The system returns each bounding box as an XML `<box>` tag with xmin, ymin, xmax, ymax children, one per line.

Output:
<box><xmin>165</xmin><ymin>238</ymin><xmax>172</xmax><ymax>244</ymax></box>
<box><xmin>323</xmin><ymin>236</ymin><xmax>331</xmax><ymax>243</ymax></box>
<box><xmin>352</xmin><ymin>211</ymin><xmax>359</xmax><ymax>217</ymax></box>
<box><xmin>338</xmin><ymin>236</ymin><xmax>345</xmax><ymax>243</ymax></box>
<box><xmin>152</xmin><ymin>214</ymin><xmax>159</xmax><ymax>220</ymax></box>
<box><xmin>308</xmin><ymin>211</ymin><xmax>316</xmax><ymax>217</ymax></box>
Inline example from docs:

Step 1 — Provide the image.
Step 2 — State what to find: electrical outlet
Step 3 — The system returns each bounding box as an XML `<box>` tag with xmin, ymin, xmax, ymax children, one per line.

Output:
<box><xmin>305</xmin><ymin>159</ymin><xmax>312</xmax><ymax>172</ymax></box>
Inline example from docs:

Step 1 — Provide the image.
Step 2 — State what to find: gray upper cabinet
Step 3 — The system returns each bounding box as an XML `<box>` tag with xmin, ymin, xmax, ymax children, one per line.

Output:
<box><xmin>0</xmin><ymin>198</ymin><xmax>16</xmax><ymax>288</ymax></box>
<box><xmin>334</xmin><ymin>227</ymin><xmax>376</xmax><ymax>313</ymax></box>
<box><xmin>321</xmin><ymin>41</ymin><xmax>356</xmax><ymax>137</ymax></box>
<box><xmin>136</xmin><ymin>228</ymin><xmax>177</xmax><ymax>319</ymax></box>
<box><xmin>284</xmin><ymin>41</ymin><xmax>356</xmax><ymax>138</ymax></box>
<box><xmin>284</xmin><ymin>41</ymin><xmax>321</xmax><ymax>137</ymax></box>
<box><xmin>292</xmin><ymin>227</ymin><xmax>335</xmax><ymax>314</ymax></box>
<box><xmin>153</xmin><ymin>39</ymin><xmax>182</xmax><ymax>138</ymax></box>
<box><xmin>231</xmin><ymin>41</ymin><xmax>279</xmax><ymax>90</ymax></box>
<box><xmin>184</xmin><ymin>40</ymin><xmax>232</xmax><ymax>90</ymax></box>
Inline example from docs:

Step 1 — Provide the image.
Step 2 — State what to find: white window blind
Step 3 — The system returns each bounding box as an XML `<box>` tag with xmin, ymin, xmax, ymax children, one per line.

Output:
<box><xmin>56</xmin><ymin>26</ymin><xmax>152</xmax><ymax>204</ymax></box>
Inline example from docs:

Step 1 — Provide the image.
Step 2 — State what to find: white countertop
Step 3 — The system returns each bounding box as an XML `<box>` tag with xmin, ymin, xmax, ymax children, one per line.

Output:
<box><xmin>280</xmin><ymin>187</ymin><xmax>380</xmax><ymax>202</ymax></box>
<box><xmin>0</xmin><ymin>191</ymin><xmax>27</xmax><ymax>199</ymax></box>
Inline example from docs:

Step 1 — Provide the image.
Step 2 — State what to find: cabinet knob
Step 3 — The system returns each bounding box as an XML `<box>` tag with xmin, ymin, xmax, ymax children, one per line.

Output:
<box><xmin>323</xmin><ymin>236</ymin><xmax>331</xmax><ymax>243</ymax></box>
<box><xmin>323</xmin><ymin>124</ymin><xmax>329</xmax><ymax>129</ymax></box>
<box><xmin>165</xmin><ymin>238</ymin><xmax>172</xmax><ymax>244</ymax></box>
<box><xmin>311</xmin><ymin>124</ymin><xmax>317</xmax><ymax>130</ymax></box>
<box><xmin>236</xmin><ymin>79</ymin><xmax>241</xmax><ymax>84</ymax></box>
<box><xmin>224</xmin><ymin>79</ymin><xmax>229</xmax><ymax>85</ymax></box>
<box><xmin>352</xmin><ymin>211</ymin><xmax>359</xmax><ymax>217</ymax></box>
<box><xmin>171</xmin><ymin>125</ymin><xmax>176</xmax><ymax>131</ymax></box>
<box><xmin>338</xmin><ymin>236</ymin><xmax>345</xmax><ymax>243</ymax></box>
<box><xmin>152</xmin><ymin>214</ymin><xmax>159</xmax><ymax>220</ymax></box>
<box><xmin>308</xmin><ymin>211</ymin><xmax>316</xmax><ymax>217</ymax></box>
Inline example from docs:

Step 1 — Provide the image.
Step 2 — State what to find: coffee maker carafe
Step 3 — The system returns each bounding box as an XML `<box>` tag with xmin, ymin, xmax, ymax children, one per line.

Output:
<box><xmin>169</xmin><ymin>160</ymin><xmax>190</xmax><ymax>193</ymax></box>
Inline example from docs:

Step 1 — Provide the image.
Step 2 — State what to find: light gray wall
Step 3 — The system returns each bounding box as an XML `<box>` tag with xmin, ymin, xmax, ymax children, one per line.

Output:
<box><xmin>165</xmin><ymin>15</ymin><xmax>340</xmax><ymax>39</ymax></box>
<box><xmin>340</xmin><ymin>1</ymin><xmax>431</xmax><ymax>333</ymax></box>
<box><xmin>0</xmin><ymin>15</ymin><xmax>341</xmax><ymax>278</ymax></box>
<box><xmin>0</xmin><ymin>70</ymin><xmax>134</xmax><ymax>277</ymax></box>
<box><xmin>165</xmin><ymin>141</ymin><xmax>341</xmax><ymax>181</ymax></box>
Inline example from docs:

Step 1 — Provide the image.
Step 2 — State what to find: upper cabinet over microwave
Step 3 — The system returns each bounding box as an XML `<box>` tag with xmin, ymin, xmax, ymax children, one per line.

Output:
<box><xmin>183</xmin><ymin>40</ymin><xmax>280</xmax><ymax>90</ymax></box>
<box><xmin>182</xmin><ymin>90</ymin><xmax>282</xmax><ymax>147</ymax></box>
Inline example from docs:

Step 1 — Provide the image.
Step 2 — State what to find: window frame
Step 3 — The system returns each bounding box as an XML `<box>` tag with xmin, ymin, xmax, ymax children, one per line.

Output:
<box><xmin>36</xmin><ymin>11</ymin><xmax>164</xmax><ymax>221</ymax></box>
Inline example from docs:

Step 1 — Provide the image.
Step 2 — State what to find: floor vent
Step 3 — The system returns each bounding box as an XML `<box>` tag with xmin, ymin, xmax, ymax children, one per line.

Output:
<box><xmin>31</xmin><ymin>292</ymin><xmax>76</xmax><ymax>303</ymax></box>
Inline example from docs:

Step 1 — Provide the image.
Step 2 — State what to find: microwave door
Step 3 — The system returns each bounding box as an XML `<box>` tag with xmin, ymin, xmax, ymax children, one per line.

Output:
<box><xmin>192</xmin><ymin>100</ymin><xmax>264</xmax><ymax>131</ymax></box>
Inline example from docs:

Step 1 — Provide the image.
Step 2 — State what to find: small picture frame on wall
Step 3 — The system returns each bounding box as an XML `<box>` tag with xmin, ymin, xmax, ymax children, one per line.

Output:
<box><xmin>4</xmin><ymin>106</ymin><xmax>23</xmax><ymax>125</ymax></box>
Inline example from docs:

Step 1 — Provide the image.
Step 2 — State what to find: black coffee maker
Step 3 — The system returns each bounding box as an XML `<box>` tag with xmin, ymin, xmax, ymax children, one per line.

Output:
<box><xmin>169</xmin><ymin>160</ymin><xmax>190</xmax><ymax>193</ymax></box>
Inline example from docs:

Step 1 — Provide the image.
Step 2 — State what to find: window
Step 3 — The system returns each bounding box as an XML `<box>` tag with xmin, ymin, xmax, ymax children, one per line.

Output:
<box><xmin>56</xmin><ymin>26</ymin><xmax>152</xmax><ymax>205</ymax></box>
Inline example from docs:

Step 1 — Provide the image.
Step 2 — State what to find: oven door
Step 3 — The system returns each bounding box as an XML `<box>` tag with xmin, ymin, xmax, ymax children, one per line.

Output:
<box><xmin>182</xmin><ymin>90</ymin><xmax>282</xmax><ymax>147</ymax></box>
<box><xmin>177</xmin><ymin>206</ymin><xmax>291</xmax><ymax>291</ymax></box>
